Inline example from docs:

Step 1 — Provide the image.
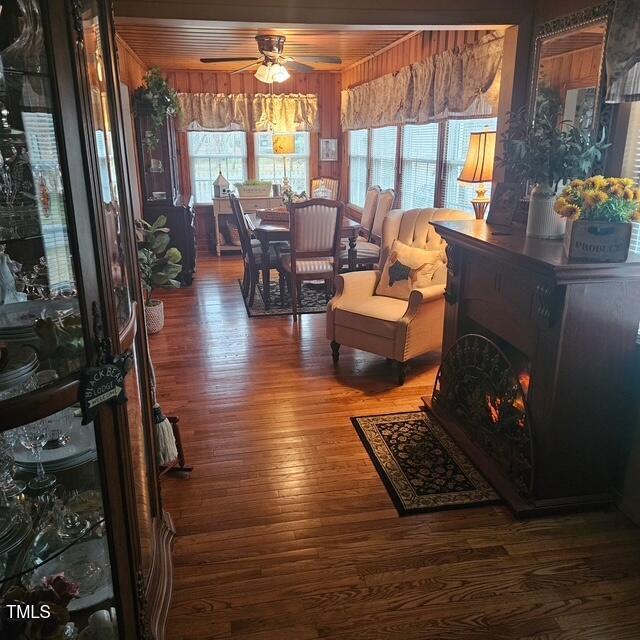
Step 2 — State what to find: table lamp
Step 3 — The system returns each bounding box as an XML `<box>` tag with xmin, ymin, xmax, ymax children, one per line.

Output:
<box><xmin>272</xmin><ymin>134</ymin><xmax>295</xmax><ymax>191</ymax></box>
<box><xmin>457</xmin><ymin>129</ymin><xmax>496</xmax><ymax>220</ymax></box>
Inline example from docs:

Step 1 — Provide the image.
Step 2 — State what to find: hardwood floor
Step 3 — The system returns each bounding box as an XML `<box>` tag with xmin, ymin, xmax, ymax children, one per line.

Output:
<box><xmin>152</xmin><ymin>254</ymin><xmax>640</xmax><ymax>640</ymax></box>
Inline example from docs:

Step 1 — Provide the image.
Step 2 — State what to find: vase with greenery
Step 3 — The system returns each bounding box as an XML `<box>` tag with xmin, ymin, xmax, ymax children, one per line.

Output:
<box><xmin>555</xmin><ymin>176</ymin><xmax>640</xmax><ymax>261</ymax></box>
<box><xmin>500</xmin><ymin>99</ymin><xmax>609</xmax><ymax>238</ymax></box>
<box><xmin>134</xmin><ymin>68</ymin><xmax>180</xmax><ymax>150</ymax></box>
<box><xmin>136</xmin><ymin>215</ymin><xmax>182</xmax><ymax>333</ymax></box>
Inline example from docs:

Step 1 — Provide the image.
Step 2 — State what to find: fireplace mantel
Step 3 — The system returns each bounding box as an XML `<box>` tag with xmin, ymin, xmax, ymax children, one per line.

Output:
<box><xmin>426</xmin><ymin>220</ymin><xmax>640</xmax><ymax>516</ymax></box>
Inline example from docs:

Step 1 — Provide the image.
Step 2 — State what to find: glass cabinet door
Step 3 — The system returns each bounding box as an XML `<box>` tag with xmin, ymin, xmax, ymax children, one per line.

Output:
<box><xmin>0</xmin><ymin>0</ymin><xmax>86</xmax><ymax>401</ymax></box>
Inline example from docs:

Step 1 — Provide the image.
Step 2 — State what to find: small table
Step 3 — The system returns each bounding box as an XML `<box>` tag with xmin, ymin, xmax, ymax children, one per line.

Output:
<box><xmin>245</xmin><ymin>213</ymin><xmax>361</xmax><ymax>309</ymax></box>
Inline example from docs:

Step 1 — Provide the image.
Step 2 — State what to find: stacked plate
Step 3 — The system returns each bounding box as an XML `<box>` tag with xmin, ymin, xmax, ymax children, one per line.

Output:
<box><xmin>0</xmin><ymin>504</ymin><xmax>32</xmax><ymax>555</ymax></box>
<box><xmin>0</xmin><ymin>346</ymin><xmax>39</xmax><ymax>394</ymax></box>
<box><xmin>14</xmin><ymin>415</ymin><xmax>97</xmax><ymax>473</ymax></box>
<box><xmin>0</xmin><ymin>323</ymin><xmax>39</xmax><ymax>345</ymax></box>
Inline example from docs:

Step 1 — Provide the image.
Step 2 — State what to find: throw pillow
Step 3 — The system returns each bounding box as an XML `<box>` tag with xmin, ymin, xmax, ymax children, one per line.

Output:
<box><xmin>375</xmin><ymin>240</ymin><xmax>443</xmax><ymax>300</ymax></box>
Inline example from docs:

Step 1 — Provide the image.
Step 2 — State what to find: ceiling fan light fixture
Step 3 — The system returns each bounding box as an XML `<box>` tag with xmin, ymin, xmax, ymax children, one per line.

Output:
<box><xmin>254</xmin><ymin>61</ymin><xmax>290</xmax><ymax>83</ymax></box>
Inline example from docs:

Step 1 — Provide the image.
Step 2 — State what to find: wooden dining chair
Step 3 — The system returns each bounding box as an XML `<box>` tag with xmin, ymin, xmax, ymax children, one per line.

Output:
<box><xmin>229</xmin><ymin>194</ymin><xmax>285</xmax><ymax>307</ymax></box>
<box><xmin>279</xmin><ymin>198</ymin><xmax>344</xmax><ymax>320</ymax></box>
<box><xmin>369</xmin><ymin>188</ymin><xmax>396</xmax><ymax>245</ymax></box>
<box><xmin>311</xmin><ymin>177</ymin><xmax>340</xmax><ymax>200</ymax></box>
<box><xmin>340</xmin><ymin>185</ymin><xmax>382</xmax><ymax>271</ymax></box>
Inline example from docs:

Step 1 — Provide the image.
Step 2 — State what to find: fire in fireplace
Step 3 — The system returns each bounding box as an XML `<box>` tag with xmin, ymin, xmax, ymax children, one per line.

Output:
<box><xmin>432</xmin><ymin>334</ymin><xmax>534</xmax><ymax>498</ymax></box>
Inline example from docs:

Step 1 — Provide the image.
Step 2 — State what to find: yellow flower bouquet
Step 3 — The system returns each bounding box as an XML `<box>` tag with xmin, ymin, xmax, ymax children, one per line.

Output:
<box><xmin>555</xmin><ymin>176</ymin><xmax>640</xmax><ymax>223</ymax></box>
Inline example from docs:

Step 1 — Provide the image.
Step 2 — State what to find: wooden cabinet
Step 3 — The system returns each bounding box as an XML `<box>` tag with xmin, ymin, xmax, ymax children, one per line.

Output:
<box><xmin>0</xmin><ymin>1</ymin><xmax>172</xmax><ymax>637</ymax></box>
<box><xmin>430</xmin><ymin>220</ymin><xmax>640</xmax><ymax>516</ymax></box>
<box><xmin>211</xmin><ymin>196</ymin><xmax>282</xmax><ymax>255</ymax></box>
<box><xmin>134</xmin><ymin>100</ymin><xmax>196</xmax><ymax>284</ymax></box>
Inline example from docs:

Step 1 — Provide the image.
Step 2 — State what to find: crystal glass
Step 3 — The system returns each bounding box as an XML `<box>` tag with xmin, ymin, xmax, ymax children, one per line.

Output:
<box><xmin>19</xmin><ymin>421</ymin><xmax>56</xmax><ymax>491</ymax></box>
<box><xmin>0</xmin><ymin>434</ymin><xmax>25</xmax><ymax>497</ymax></box>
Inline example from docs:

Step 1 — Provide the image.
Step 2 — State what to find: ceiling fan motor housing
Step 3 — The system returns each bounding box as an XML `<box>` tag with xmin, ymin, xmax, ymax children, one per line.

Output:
<box><xmin>256</xmin><ymin>34</ymin><xmax>286</xmax><ymax>56</ymax></box>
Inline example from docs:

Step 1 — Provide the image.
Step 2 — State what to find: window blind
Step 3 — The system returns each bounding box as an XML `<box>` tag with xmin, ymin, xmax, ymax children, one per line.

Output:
<box><xmin>370</xmin><ymin>126</ymin><xmax>398</xmax><ymax>191</ymax></box>
<box><xmin>442</xmin><ymin>117</ymin><xmax>497</xmax><ymax>212</ymax></box>
<box><xmin>254</xmin><ymin>132</ymin><xmax>310</xmax><ymax>194</ymax></box>
<box><xmin>22</xmin><ymin>112</ymin><xmax>74</xmax><ymax>293</ymax></box>
<box><xmin>188</xmin><ymin>131</ymin><xmax>247</xmax><ymax>204</ymax></box>
<box><xmin>622</xmin><ymin>102</ymin><xmax>640</xmax><ymax>255</ymax></box>
<box><xmin>401</xmin><ymin>123</ymin><xmax>439</xmax><ymax>209</ymax></box>
<box><xmin>348</xmin><ymin>129</ymin><xmax>369</xmax><ymax>207</ymax></box>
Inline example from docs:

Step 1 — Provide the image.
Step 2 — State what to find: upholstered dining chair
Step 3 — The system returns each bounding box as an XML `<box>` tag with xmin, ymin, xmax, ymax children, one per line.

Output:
<box><xmin>279</xmin><ymin>198</ymin><xmax>344</xmax><ymax>320</ymax></box>
<box><xmin>327</xmin><ymin>207</ymin><xmax>474</xmax><ymax>384</ymax></box>
<box><xmin>340</xmin><ymin>185</ymin><xmax>381</xmax><ymax>270</ymax></box>
<box><xmin>311</xmin><ymin>177</ymin><xmax>340</xmax><ymax>200</ymax></box>
<box><xmin>229</xmin><ymin>194</ymin><xmax>285</xmax><ymax>307</ymax></box>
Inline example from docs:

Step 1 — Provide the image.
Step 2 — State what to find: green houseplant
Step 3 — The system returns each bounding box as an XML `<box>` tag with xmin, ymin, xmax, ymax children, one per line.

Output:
<box><xmin>134</xmin><ymin>68</ymin><xmax>180</xmax><ymax>150</ymax></box>
<box><xmin>500</xmin><ymin>100</ymin><xmax>608</xmax><ymax>239</ymax></box>
<box><xmin>136</xmin><ymin>215</ymin><xmax>182</xmax><ymax>334</ymax></box>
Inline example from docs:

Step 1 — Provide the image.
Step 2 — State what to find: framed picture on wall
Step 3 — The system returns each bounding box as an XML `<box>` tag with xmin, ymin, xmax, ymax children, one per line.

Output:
<box><xmin>320</xmin><ymin>138</ymin><xmax>338</xmax><ymax>162</ymax></box>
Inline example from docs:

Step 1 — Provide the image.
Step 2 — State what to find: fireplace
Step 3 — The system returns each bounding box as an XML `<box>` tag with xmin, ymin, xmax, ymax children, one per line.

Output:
<box><xmin>427</xmin><ymin>220</ymin><xmax>640</xmax><ymax>516</ymax></box>
<box><xmin>433</xmin><ymin>334</ymin><xmax>534</xmax><ymax>498</ymax></box>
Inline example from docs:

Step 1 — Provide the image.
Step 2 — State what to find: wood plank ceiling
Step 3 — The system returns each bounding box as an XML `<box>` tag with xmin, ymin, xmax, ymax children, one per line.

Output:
<box><xmin>114</xmin><ymin>19</ymin><xmax>412</xmax><ymax>71</ymax></box>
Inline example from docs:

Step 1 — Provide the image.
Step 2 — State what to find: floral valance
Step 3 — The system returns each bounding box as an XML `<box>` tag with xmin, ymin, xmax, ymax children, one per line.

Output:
<box><xmin>252</xmin><ymin>93</ymin><xmax>319</xmax><ymax>132</ymax></box>
<box><xmin>606</xmin><ymin>0</ymin><xmax>640</xmax><ymax>103</ymax></box>
<box><xmin>341</xmin><ymin>33</ymin><xmax>503</xmax><ymax>130</ymax></box>
<box><xmin>177</xmin><ymin>93</ymin><xmax>250</xmax><ymax>131</ymax></box>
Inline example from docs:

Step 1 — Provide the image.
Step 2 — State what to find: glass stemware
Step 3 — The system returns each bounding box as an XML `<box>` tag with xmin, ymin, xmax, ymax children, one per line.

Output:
<box><xmin>0</xmin><ymin>433</ymin><xmax>25</xmax><ymax>497</ymax></box>
<box><xmin>19</xmin><ymin>421</ymin><xmax>56</xmax><ymax>492</ymax></box>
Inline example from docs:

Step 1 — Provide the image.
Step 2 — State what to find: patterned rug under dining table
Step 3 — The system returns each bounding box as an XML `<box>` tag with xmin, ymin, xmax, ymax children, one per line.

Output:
<box><xmin>245</xmin><ymin>210</ymin><xmax>362</xmax><ymax>309</ymax></box>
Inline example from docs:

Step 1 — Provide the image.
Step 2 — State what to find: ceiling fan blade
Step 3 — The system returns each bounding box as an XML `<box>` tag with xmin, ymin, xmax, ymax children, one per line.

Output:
<box><xmin>283</xmin><ymin>60</ymin><xmax>315</xmax><ymax>73</ymax></box>
<box><xmin>231</xmin><ymin>60</ymin><xmax>262</xmax><ymax>74</ymax></box>
<box><xmin>294</xmin><ymin>55</ymin><xmax>342</xmax><ymax>64</ymax></box>
<box><xmin>200</xmin><ymin>56</ymin><xmax>261</xmax><ymax>63</ymax></box>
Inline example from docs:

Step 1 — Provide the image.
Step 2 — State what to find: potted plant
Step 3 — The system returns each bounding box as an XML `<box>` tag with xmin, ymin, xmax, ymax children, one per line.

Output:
<box><xmin>555</xmin><ymin>176</ymin><xmax>640</xmax><ymax>262</ymax></box>
<box><xmin>134</xmin><ymin>68</ymin><xmax>180</xmax><ymax>150</ymax></box>
<box><xmin>136</xmin><ymin>215</ymin><xmax>182</xmax><ymax>334</ymax></box>
<box><xmin>500</xmin><ymin>100</ymin><xmax>608</xmax><ymax>239</ymax></box>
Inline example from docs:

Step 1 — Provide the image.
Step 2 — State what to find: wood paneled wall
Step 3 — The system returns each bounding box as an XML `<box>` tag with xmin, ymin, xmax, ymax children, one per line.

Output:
<box><xmin>341</xmin><ymin>29</ymin><xmax>493</xmax><ymax>90</ymax></box>
<box><xmin>116</xmin><ymin>34</ymin><xmax>148</xmax><ymax>90</ymax></box>
<box><xmin>539</xmin><ymin>45</ymin><xmax>602</xmax><ymax>98</ymax></box>
<box><xmin>162</xmin><ymin>69</ymin><xmax>342</xmax><ymax>184</ymax></box>
<box><xmin>339</xmin><ymin>29</ymin><xmax>495</xmax><ymax>210</ymax></box>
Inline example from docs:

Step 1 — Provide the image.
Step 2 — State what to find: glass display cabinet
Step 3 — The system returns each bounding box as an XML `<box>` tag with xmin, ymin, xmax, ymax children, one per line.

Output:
<box><xmin>0</xmin><ymin>1</ymin><xmax>173</xmax><ymax>638</ymax></box>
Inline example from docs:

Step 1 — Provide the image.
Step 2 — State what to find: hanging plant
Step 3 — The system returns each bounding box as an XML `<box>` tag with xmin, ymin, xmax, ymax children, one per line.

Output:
<box><xmin>134</xmin><ymin>67</ymin><xmax>180</xmax><ymax>150</ymax></box>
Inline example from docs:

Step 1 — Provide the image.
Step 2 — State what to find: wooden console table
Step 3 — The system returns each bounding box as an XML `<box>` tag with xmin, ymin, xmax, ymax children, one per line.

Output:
<box><xmin>427</xmin><ymin>220</ymin><xmax>640</xmax><ymax>516</ymax></box>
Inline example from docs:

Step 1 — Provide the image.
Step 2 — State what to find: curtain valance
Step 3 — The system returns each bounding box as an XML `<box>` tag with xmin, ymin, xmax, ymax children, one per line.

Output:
<box><xmin>606</xmin><ymin>0</ymin><xmax>640</xmax><ymax>103</ymax></box>
<box><xmin>341</xmin><ymin>32</ymin><xmax>503</xmax><ymax>130</ymax></box>
<box><xmin>178</xmin><ymin>93</ymin><xmax>250</xmax><ymax>131</ymax></box>
<box><xmin>252</xmin><ymin>93</ymin><xmax>319</xmax><ymax>132</ymax></box>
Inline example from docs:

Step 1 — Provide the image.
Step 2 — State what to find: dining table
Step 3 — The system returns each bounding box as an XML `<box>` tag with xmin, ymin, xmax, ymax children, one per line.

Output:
<box><xmin>245</xmin><ymin>211</ymin><xmax>362</xmax><ymax>309</ymax></box>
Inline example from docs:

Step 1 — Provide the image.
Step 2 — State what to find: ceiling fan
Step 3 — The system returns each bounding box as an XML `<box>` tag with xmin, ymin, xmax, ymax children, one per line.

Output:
<box><xmin>200</xmin><ymin>34</ymin><xmax>342</xmax><ymax>83</ymax></box>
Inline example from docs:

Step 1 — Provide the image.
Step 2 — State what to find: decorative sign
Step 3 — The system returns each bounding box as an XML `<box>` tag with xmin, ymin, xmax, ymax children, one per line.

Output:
<box><xmin>79</xmin><ymin>352</ymin><xmax>133</xmax><ymax>424</ymax></box>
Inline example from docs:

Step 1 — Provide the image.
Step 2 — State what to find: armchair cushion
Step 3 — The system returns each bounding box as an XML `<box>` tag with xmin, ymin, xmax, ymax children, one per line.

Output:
<box><xmin>334</xmin><ymin>296</ymin><xmax>409</xmax><ymax>340</ymax></box>
<box><xmin>376</xmin><ymin>240</ymin><xmax>444</xmax><ymax>300</ymax></box>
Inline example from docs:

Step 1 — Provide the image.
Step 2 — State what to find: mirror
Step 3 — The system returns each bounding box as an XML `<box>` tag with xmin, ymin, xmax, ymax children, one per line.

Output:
<box><xmin>530</xmin><ymin>6</ymin><xmax>612</xmax><ymax>137</ymax></box>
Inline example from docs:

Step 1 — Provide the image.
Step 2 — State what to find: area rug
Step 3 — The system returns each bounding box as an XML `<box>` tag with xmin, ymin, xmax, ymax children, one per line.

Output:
<box><xmin>239</xmin><ymin>280</ymin><xmax>328</xmax><ymax>317</ymax></box>
<box><xmin>352</xmin><ymin>410</ymin><xmax>500</xmax><ymax>515</ymax></box>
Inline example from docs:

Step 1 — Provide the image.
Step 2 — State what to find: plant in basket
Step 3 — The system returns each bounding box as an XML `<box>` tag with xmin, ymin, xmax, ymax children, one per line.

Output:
<box><xmin>135</xmin><ymin>215</ymin><xmax>182</xmax><ymax>334</ymax></box>
<box><xmin>555</xmin><ymin>176</ymin><xmax>640</xmax><ymax>262</ymax></box>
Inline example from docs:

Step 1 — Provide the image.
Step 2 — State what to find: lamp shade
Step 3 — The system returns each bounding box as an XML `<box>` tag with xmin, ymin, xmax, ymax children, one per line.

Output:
<box><xmin>458</xmin><ymin>130</ymin><xmax>496</xmax><ymax>184</ymax></box>
<box><xmin>272</xmin><ymin>134</ymin><xmax>295</xmax><ymax>155</ymax></box>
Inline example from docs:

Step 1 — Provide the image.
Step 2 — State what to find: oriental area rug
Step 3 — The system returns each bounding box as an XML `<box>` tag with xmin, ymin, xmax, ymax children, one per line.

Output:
<box><xmin>352</xmin><ymin>410</ymin><xmax>500</xmax><ymax>515</ymax></box>
<box><xmin>240</xmin><ymin>280</ymin><xmax>328</xmax><ymax>317</ymax></box>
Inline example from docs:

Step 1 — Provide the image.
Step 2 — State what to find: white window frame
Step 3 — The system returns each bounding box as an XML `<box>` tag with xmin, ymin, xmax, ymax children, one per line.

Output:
<box><xmin>400</xmin><ymin>123</ymin><xmax>440</xmax><ymax>209</ymax></box>
<box><xmin>348</xmin><ymin>129</ymin><xmax>370</xmax><ymax>208</ymax></box>
<box><xmin>369</xmin><ymin>125</ymin><xmax>398</xmax><ymax>193</ymax></box>
<box><xmin>254</xmin><ymin>132</ymin><xmax>310</xmax><ymax>194</ymax></box>
<box><xmin>187</xmin><ymin>131</ymin><xmax>248</xmax><ymax>204</ymax></box>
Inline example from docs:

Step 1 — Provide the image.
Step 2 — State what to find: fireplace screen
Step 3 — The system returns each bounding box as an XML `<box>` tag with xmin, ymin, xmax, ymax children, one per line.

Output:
<box><xmin>432</xmin><ymin>334</ymin><xmax>534</xmax><ymax>497</ymax></box>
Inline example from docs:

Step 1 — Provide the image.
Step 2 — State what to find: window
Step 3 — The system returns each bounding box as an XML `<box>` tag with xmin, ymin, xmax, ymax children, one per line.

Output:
<box><xmin>370</xmin><ymin>126</ymin><xmax>398</xmax><ymax>191</ymax></box>
<box><xmin>348</xmin><ymin>129</ymin><xmax>369</xmax><ymax>207</ymax></box>
<box><xmin>254</xmin><ymin>132</ymin><xmax>310</xmax><ymax>194</ymax></box>
<box><xmin>401</xmin><ymin>123</ymin><xmax>440</xmax><ymax>209</ymax></box>
<box><xmin>622</xmin><ymin>102</ymin><xmax>640</xmax><ymax>255</ymax></box>
<box><xmin>188</xmin><ymin>131</ymin><xmax>247</xmax><ymax>204</ymax></box>
<box><xmin>442</xmin><ymin>117</ymin><xmax>497</xmax><ymax>212</ymax></box>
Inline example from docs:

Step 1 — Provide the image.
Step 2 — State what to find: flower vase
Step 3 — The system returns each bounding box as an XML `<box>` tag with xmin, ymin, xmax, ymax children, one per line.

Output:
<box><xmin>526</xmin><ymin>183</ymin><xmax>566</xmax><ymax>239</ymax></box>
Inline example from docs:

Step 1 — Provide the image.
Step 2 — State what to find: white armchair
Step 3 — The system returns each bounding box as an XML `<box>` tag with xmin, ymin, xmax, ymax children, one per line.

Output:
<box><xmin>326</xmin><ymin>207</ymin><xmax>473</xmax><ymax>384</ymax></box>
